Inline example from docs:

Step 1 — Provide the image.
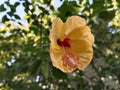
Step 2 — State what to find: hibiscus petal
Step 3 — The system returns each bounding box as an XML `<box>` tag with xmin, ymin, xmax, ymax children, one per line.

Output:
<box><xmin>77</xmin><ymin>50</ymin><xmax>93</xmax><ymax>70</ymax></box>
<box><xmin>50</xmin><ymin>18</ymin><xmax>65</xmax><ymax>39</ymax></box>
<box><xmin>80</xmin><ymin>26</ymin><xmax>94</xmax><ymax>45</ymax></box>
<box><xmin>66</xmin><ymin>26</ymin><xmax>90</xmax><ymax>40</ymax></box>
<box><xmin>64</xmin><ymin>16</ymin><xmax>86</xmax><ymax>35</ymax></box>
<box><xmin>50</xmin><ymin>45</ymin><xmax>65</xmax><ymax>71</ymax></box>
<box><xmin>70</xmin><ymin>39</ymin><xmax>93</xmax><ymax>53</ymax></box>
<box><xmin>66</xmin><ymin>27</ymin><xmax>84</xmax><ymax>40</ymax></box>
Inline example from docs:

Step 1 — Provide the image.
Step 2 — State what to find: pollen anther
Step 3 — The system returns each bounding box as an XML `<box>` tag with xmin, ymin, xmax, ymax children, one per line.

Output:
<box><xmin>62</xmin><ymin>50</ymin><xmax>79</xmax><ymax>70</ymax></box>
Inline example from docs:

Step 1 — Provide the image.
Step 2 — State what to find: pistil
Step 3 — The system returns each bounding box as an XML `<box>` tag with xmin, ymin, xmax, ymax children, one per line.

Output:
<box><xmin>57</xmin><ymin>38</ymin><xmax>71</xmax><ymax>48</ymax></box>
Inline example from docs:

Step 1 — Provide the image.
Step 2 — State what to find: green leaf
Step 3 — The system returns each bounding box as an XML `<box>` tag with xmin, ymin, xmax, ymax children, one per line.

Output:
<box><xmin>0</xmin><ymin>4</ymin><xmax>6</xmax><ymax>12</ymax></box>
<box><xmin>0</xmin><ymin>36</ymin><xmax>4</xmax><ymax>40</ymax></box>
<box><xmin>29</xmin><ymin>60</ymin><xmax>41</xmax><ymax>75</ymax></box>
<box><xmin>116</xmin><ymin>0</ymin><xmax>120</xmax><ymax>3</ymax></box>
<box><xmin>52</xmin><ymin>66</ymin><xmax>68</xmax><ymax>79</ymax></box>
<box><xmin>91</xmin><ymin>0</ymin><xmax>105</xmax><ymax>14</ymax></box>
<box><xmin>14</xmin><ymin>2</ymin><xmax>20</xmax><ymax>7</ymax></box>
<box><xmin>5</xmin><ymin>1</ymin><xmax>10</xmax><ymax>6</ymax></box>
<box><xmin>14</xmin><ymin>14</ymin><xmax>21</xmax><ymax>19</ymax></box>
<box><xmin>99</xmin><ymin>10</ymin><xmax>115</xmax><ymax>20</ymax></box>
<box><xmin>7</xmin><ymin>11</ymin><xmax>14</xmax><ymax>16</ymax></box>
<box><xmin>58</xmin><ymin>1</ymin><xmax>80</xmax><ymax>21</ymax></box>
<box><xmin>41</xmin><ymin>61</ymin><xmax>48</xmax><ymax>79</ymax></box>
<box><xmin>2</xmin><ymin>15</ymin><xmax>9</xmax><ymax>23</ymax></box>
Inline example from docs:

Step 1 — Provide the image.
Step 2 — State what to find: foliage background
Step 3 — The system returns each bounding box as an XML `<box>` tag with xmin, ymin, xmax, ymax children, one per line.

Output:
<box><xmin>0</xmin><ymin>0</ymin><xmax>120</xmax><ymax>90</ymax></box>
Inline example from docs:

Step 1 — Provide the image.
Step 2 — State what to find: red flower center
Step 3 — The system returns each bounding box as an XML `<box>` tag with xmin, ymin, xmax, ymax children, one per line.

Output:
<box><xmin>57</xmin><ymin>38</ymin><xmax>71</xmax><ymax>48</ymax></box>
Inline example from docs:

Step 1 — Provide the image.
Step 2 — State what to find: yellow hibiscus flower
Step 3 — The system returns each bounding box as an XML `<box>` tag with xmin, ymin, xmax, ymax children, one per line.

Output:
<box><xmin>49</xmin><ymin>16</ymin><xmax>94</xmax><ymax>73</ymax></box>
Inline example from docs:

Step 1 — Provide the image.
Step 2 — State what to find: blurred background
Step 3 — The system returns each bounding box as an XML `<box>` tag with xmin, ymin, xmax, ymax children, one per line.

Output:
<box><xmin>0</xmin><ymin>0</ymin><xmax>120</xmax><ymax>90</ymax></box>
